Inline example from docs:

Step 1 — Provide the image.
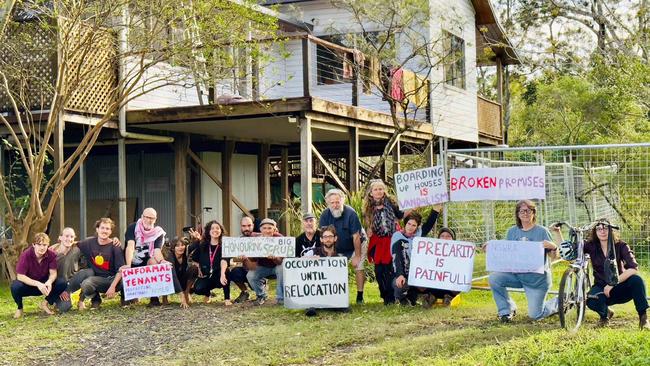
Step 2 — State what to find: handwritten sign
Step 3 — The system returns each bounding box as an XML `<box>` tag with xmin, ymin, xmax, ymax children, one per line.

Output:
<box><xmin>449</xmin><ymin>166</ymin><xmax>545</xmax><ymax>201</ymax></box>
<box><xmin>121</xmin><ymin>264</ymin><xmax>175</xmax><ymax>301</ymax></box>
<box><xmin>282</xmin><ymin>257</ymin><xmax>349</xmax><ymax>309</ymax></box>
<box><xmin>407</xmin><ymin>238</ymin><xmax>475</xmax><ymax>292</ymax></box>
<box><xmin>222</xmin><ymin>236</ymin><xmax>296</xmax><ymax>258</ymax></box>
<box><xmin>395</xmin><ymin>166</ymin><xmax>448</xmax><ymax>209</ymax></box>
<box><xmin>486</xmin><ymin>240</ymin><xmax>545</xmax><ymax>274</ymax></box>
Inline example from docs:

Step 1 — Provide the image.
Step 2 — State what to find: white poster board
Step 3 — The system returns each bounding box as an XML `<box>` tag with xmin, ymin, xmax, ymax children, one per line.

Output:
<box><xmin>394</xmin><ymin>166</ymin><xmax>449</xmax><ymax>209</ymax></box>
<box><xmin>222</xmin><ymin>236</ymin><xmax>296</xmax><ymax>258</ymax></box>
<box><xmin>449</xmin><ymin>166</ymin><xmax>546</xmax><ymax>201</ymax></box>
<box><xmin>486</xmin><ymin>240</ymin><xmax>545</xmax><ymax>274</ymax></box>
<box><xmin>283</xmin><ymin>257</ymin><xmax>349</xmax><ymax>309</ymax></box>
<box><xmin>121</xmin><ymin>264</ymin><xmax>175</xmax><ymax>301</ymax></box>
<box><xmin>407</xmin><ymin>237</ymin><xmax>475</xmax><ymax>292</ymax></box>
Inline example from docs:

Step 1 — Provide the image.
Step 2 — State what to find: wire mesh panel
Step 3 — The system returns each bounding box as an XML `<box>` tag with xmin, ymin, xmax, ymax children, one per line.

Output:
<box><xmin>443</xmin><ymin>143</ymin><xmax>650</xmax><ymax>266</ymax></box>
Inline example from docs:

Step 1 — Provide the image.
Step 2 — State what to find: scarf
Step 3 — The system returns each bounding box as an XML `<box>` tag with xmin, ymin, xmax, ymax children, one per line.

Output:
<box><xmin>134</xmin><ymin>218</ymin><xmax>166</xmax><ymax>257</ymax></box>
<box><xmin>372</xmin><ymin>197</ymin><xmax>397</xmax><ymax>237</ymax></box>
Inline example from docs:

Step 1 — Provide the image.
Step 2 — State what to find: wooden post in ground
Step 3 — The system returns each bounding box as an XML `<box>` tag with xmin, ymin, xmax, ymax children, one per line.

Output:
<box><xmin>174</xmin><ymin>135</ymin><xmax>190</xmax><ymax>236</ymax></box>
<box><xmin>348</xmin><ymin>127</ymin><xmax>359</xmax><ymax>192</ymax></box>
<box><xmin>258</xmin><ymin>143</ymin><xmax>270</xmax><ymax>219</ymax></box>
<box><xmin>300</xmin><ymin>117</ymin><xmax>313</xmax><ymax>214</ymax></box>
<box><xmin>222</xmin><ymin>140</ymin><xmax>235</xmax><ymax>232</ymax></box>
<box><xmin>280</xmin><ymin>147</ymin><xmax>290</xmax><ymax>235</ymax></box>
<box><xmin>52</xmin><ymin>118</ymin><xmax>65</xmax><ymax>236</ymax></box>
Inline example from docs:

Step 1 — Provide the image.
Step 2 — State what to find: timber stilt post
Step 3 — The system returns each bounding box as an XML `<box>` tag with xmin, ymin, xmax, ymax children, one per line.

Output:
<box><xmin>174</xmin><ymin>135</ymin><xmax>190</xmax><ymax>236</ymax></box>
<box><xmin>348</xmin><ymin>127</ymin><xmax>359</xmax><ymax>192</ymax></box>
<box><xmin>258</xmin><ymin>143</ymin><xmax>270</xmax><ymax>219</ymax></box>
<box><xmin>300</xmin><ymin>117</ymin><xmax>313</xmax><ymax>214</ymax></box>
<box><xmin>280</xmin><ymin>147</ymin><xmax>290</xmax><ymax>235</ymax></box>
<box><xmin>222</xmin><ymin>140</ymin><xmax>235</xmax><ymax>232</ymax></box>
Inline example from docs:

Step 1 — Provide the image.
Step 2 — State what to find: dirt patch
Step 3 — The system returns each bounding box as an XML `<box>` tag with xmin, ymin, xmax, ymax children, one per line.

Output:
<box><xmin>46</xmin><ymin>303</ymin><xmax>258</xmax><ymax>366</ymax></box>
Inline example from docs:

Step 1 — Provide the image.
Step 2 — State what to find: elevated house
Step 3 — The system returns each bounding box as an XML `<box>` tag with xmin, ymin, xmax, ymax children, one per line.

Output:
<box><xmin>0</xmin><ymin>0</ymin><xmax>519</xmax><ymax>239</ymax></box>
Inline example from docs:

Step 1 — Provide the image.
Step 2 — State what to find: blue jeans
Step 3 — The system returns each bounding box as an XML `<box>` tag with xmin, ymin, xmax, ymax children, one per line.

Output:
<box><xmin>489</xmin><ymin>271</ymin><xmax>557</xmax><ymax>320</ymax></box>
<box><xmin>11</xmin><ymin>278</ymin><xmax>67</xmax><ymax>310</ymax></box>
<box><xmin>246</xmin><ymin>265</ymin><xmax>283</xmax><ymax>301</ymax></box>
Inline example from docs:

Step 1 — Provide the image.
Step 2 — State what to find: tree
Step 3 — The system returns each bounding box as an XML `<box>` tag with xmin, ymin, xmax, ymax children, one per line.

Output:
<box><xmin>308</xmin><ymin>0</ymin><xmax>465</xmax><ymax>188</ymax></box>
<box><xmin>0</xmin><ymin>0</ymin><xmax>281</xmax><ymax>278</ymax></box>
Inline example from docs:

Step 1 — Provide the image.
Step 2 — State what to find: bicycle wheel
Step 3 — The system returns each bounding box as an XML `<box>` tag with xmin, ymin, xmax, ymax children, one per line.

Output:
<box><xmin>559</xmin><ymin>267</ymin><xmax>585</xmax><ymax>331</ymax></box>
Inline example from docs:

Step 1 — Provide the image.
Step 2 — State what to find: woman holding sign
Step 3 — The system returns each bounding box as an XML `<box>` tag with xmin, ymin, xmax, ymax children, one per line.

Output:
<box><xmin>487</xmin><ymin>200</ymin><xmax>559</xmax><ymax>323</ymax></box>
<box><xmin>190</xmin><ymin>220</ymin><xmax>232</xmax><ymax>306</ymax></box>
<box><xmin>364</xmin><ymin>180</ymin><xmax>405</xmax><ymax>305</ymax></box>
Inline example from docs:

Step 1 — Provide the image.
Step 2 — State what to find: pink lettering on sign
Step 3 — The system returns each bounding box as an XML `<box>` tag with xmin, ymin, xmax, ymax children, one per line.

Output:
<box><xmin>449</xmin><ymin>176</ymin><xmax>497</xmax><ymax>191</ymax></box>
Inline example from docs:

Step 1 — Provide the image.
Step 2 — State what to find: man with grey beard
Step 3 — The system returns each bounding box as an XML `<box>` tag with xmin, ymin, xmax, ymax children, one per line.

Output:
<box><xmin>319</xmin><ymin>189</ymin><xmax>366</xmax><ymax>304</ymax></box>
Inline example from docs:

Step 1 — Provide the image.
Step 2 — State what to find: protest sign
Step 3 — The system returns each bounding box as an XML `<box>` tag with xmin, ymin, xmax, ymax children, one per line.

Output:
<box><xmin>121</xmin><ymin>264</ymin><xmax>175</xmax><ymax>301</ymax></box>
<box><xmin>394</xmin><ymin>165</ymin><xmax>448</xmax><ymax>209</ymax></box>
<box><xmin>283</xmin><ymin>257</ymin><xmax>349</xmax><ymax>309</ymax></box>
<box><xmin>222</xmin><ymin>236</ymin><xmax>296</xmax><ymax>258</ymax></box>
<box><xmin>486</xmin><ymin>240</ymin><xmax>545</xmax><ymax>274</ymax></box>
<box><xmin>449</xmin><ymin>166</ymin><xmax>545</xmax><ymax>201</ymax></box>
<box><xmin>407</xmin><ymin>237</ymin><xmax>475</xmax><ymax>292</ymax></box>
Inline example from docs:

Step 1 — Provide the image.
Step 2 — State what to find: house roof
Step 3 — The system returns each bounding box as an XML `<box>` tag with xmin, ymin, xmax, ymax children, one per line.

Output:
<box><xmin>261</xmin><ymin>0</ymin><xmax>521</xmax><ymax>66</ymax></box>
<box><xmin>472</xmin><ymin>0</ymin><xmax>521</xmax><ymax>65</ymax></box>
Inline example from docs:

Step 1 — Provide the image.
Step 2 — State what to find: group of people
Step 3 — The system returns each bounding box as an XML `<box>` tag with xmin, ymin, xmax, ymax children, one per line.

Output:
<box><xmin>9</xmin><ymin>183</ymin><xmax>650</xmax><ymax>329</ymax></box>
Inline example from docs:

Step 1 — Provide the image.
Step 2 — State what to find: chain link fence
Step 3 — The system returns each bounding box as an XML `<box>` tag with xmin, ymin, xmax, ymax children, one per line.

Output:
<box><xmin>441</xmin><ymin>143</ymin><xmax>650</xmax><ymax>266</ymax></box>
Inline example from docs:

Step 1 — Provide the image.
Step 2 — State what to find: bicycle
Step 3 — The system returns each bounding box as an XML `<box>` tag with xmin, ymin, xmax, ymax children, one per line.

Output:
<box><xmin>555</xmin><ymin>221</ymin><xmax>618</xmax><ymax>332</ymax></box>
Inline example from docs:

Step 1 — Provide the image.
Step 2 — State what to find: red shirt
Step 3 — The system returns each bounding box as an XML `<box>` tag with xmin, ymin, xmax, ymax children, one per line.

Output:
<box><xmin>16</xmin><ymin>246</ymin><xmax>57</xmax><ymax>281</ymax></box>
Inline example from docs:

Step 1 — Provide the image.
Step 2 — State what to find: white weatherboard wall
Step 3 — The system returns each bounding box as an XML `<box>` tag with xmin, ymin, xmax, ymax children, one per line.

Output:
<box><xmin>276</xmin><ymin>0</ymin><xmax>479</xmax><ymax>143</ymax></box>
<box><xmin>199</xmin><ymin>152</ymin><xmax>265</xmax><ymax>234</ymax></box>
<box><xmin>429</xmin><ymin>0</ymin><xmax>478</xmax><ymax>143</ymax></box>
<box><xmin>124</xmin><ymin>58</ymin><xmax>207</xmax><ymax>110</ymax></box>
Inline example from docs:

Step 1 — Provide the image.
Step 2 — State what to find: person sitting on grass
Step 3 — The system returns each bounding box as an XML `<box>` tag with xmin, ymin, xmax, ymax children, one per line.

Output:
<box><xmin>305</xmin><ymin>225</ymin><xmax>350</xmax><ymax>317</ymax></box>
<box><xmin>487</xmin><ymin>200</ymin><xmax>559</xmax><ymax>323</ymax></box>
<box><xmin>70</xmin><ymin>218</ymin><xmax>126</xmax><ymax>310</ymax></box>
<box><xmin>11</xmin><ymin>233</ymin><xmax>67</xmax><ymax>318</ymax></box>
<box><xmin>245</xmin><ymin>218</ymin><xmax>285</xmax><ymax>306</ymax></box>
<box><xmin>189</xmin><ymin>220</ymin><xmax>232</xmax><ymax>306</ymax></box>
<box><xmin>164</xmin><ymin>236</ymin><xmax>198</xmax><ymax>309</ymax></box>
<box><xmin>582</xmin><ymin>219</ymin><xmax>650</xmax><ymax>329</ymax></box>
<box><xmin>391</xmin><ymin>205</ymin><xmax>441</xmax><ymax>308</ymax></box>
<box><xmin>429</xmin><ymin>227</ymin><xmax>461</xmax><ymax>306</ymax></box>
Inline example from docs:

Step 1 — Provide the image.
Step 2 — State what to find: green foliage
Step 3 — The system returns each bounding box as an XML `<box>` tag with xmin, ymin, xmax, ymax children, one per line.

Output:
<box><xmin>508</xmin><ymin>67</ymin><xmax>650</xmax><ymax>146</ymax></box>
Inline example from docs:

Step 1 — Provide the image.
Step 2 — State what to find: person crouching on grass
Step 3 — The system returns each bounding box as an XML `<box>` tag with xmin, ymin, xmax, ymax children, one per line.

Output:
<box><xmin>189</xmin><ymin>220</ymin><xmax>232</xmax><ymax>306</ymax></box>
<box><xmin>304</xmin><ymin>225</ymin><xmax>350</xmax><ymax>317</ymax></box>
<box><xmin>163</xmin><ymin>237</ymin><xmax>198</xmax><ymax>309</ymax></box>
<box><xmin>391</xmin><ymin>205</ymin><xmax>442</xmax><ymax>308</ymax></box>
<box><xmin>11</xmin><ymin>233</ymin><xmax>67</xmax><ymax>318</ymax></box>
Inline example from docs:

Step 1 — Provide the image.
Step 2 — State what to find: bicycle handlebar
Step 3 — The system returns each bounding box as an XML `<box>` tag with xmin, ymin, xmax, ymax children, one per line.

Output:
<box><xmin>552</xmin><ymin>221</ymin><xmax>619</xmax><ymax>233</ymax></box>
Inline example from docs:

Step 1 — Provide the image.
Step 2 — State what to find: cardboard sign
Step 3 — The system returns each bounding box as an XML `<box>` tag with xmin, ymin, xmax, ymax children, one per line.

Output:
<box><xmin>407</xmin><ymin>238</ymin><xmax>475</xmax><ymax>292</ymax></box>
<box><xmin>394</xmin><ymin>166</ymin><xmax>449</xmax><ymax>209</ymax></box>
<box><xmin>222</xmin><ymin>236</ymin><xmax>296</xmax><ymax>258</ymax></box>
<box><xmin>121</xmin><ymin>264</ymin><xmax>175</xmax><ymax>301</ymax></box>
<box><xmin>449</xmin><ymin>166</ymin><xmax>546</xmax><ymax>201</ymax></box>
<box><xmin>282</xmin><ymin>257</ymin><xmax>349</xmax><ymax>309</ymax></box>
<box><xmin>486</xmin><ymin>240</ymin><xmax>545</xmax><ymax>274</ymax></box>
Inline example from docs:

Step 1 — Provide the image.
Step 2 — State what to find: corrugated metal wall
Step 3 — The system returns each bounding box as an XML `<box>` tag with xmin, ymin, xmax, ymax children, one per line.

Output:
<box><xmin>65</xmin><ymin>151</ymin><xmax>176</xmax><ymax>239</ymax></box>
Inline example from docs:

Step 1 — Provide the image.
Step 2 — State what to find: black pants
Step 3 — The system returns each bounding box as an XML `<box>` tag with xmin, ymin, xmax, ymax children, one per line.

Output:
<box><xmin>587</xmin><ymin>274</ymin><xmax>649</xmax><ymax>319</ymax></box>
<box><xmin>375</xmin><ymin>263</ymin><xmax>395</xmax><ymax>303</ymax></box>
<box><xmin>11</xmin><ymin>278</ymin><xmax>67</xmax><ymax>309</ymax></box>
<box><xmin>193</xmin><ymin>270</ymin><xmax>231</xmax><ymax>300</ymax></box>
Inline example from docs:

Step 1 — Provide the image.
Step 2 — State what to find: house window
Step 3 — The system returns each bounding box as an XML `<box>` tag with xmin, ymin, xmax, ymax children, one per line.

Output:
<box><xmin>443</xmin><ymin>31</ymin><xmax>466</xmax><ymax>89</ymax></box>
<box><xmin>316</xmin><ymin>35</ymin><xmax>349</xmax><ymax>85</ymax></box>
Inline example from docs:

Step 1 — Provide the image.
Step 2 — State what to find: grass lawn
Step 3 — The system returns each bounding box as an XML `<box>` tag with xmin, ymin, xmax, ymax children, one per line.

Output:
<box><xmin>1</xmin><ymin>259</ymin><xmax>649</xmax><ymax>366</ymax></box>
